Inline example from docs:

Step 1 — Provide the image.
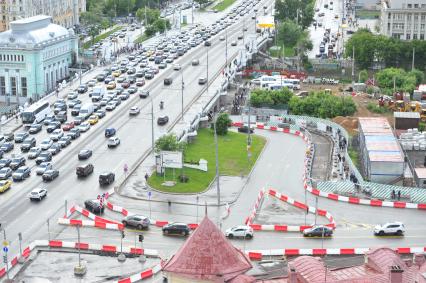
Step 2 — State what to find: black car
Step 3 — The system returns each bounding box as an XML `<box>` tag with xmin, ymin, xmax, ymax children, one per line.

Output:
<box><xmin>95</xmin><ymin>110</ymin><xmax>106</xmax><ymax>119</ymax></box>
<box><xmin>42</xmin><ymin>169</ymin><xmax>59</xmax><ymax>182</ymax></box>
<box><xmin>84</xmin><ymin>199</ymin><xmax>104</xmax><ymax>214</ymax></box>
<box><xmin>1</xmin><ymin>142</ymin><xmax>14</xmax><ymax>152</ymax></box>
<box><xmin>78</xmin><ymin>149</ymin><xmax>92</xmax><ymax>160</ymax></box>
<box><xmin>97</xmin><ymin>74</ymin><xmax>106</xmax><ymax>82</ymax></box>
<box><xmin>0</xmin><ymin>158</ymin><xmax>11</xmax><ymax>169</ymax></box>
<box><xmin>99</xmin><ymin>171</ymin><xmax>115</xmax><ymax>186</ymax></box>
<box><xmin>14</xmin><ymin>132</ymin><xmax>29</xmax><ymax>143</ymax></box>
<box><xmin>20</xmin><ymin>137</ymin><xmax>36</xmax><ymax>152</ymax></box>
<box><xmin>28</xmin><ymin>124</ymin><xmax>42</xmax><ymax>134</ymax></box>
<box><xmin>237</xmin><ymin>126</ymin><xmax>254</xmax><ymax>133</ymax></box>
<box><xmin>76</xmin><ymin>163</ymin><xmax>94</xmax><ymax>177</ymax></box>
<box><xmin>162</xmin><ymin>222</ymin><xmax>190</xmax><ymax>236</ymax></box>
<box><xmin>204</xmin><ymin>40</ymin><xmax>211</xmax><ymax>46</ymax></box>
<box><xmin>164</xmin><ymin>77</ymin><xmax>173</xmax><ymax>85</ymax></box>
<box><xmin>36</xmin><ymin>152</ymin><xmax>52</xmax><ymax>165</ymax></box>
<box><xmin>303</xmin><ymin>225</ymin><xmax>334</xmax><ymax>237</ymax></box>
<box><xmin>77</xmin><ymin>84</ymin><xmax>88</xmax><ymax>93</ymax></box>
<box><xmin>46</xmin><ymin>121</ymin><xmax>61</xmax><ymax>133</ymax></box>
<box><xmin>157</xmin><ymin>116</ymin><xmax>169</xmax><ymax>126</ymax></box>
<box><xmin>10</xmin><ymin>157</ymin><xmax>26</xmax><ymax>170</ymax></box>
<box><xmin>67</xmin><ymin>128</ymin><xmax>81</xmax><ymax>139</ymax></box>
<box><xmin>70</xmin><ymin>104</ymin><xmax>81</xmax><ymax>116</ymax></box>
<box><xmin>139</xmin><ymin>90</ymin><xmax>150</xmax><ymax>98</ymax></box>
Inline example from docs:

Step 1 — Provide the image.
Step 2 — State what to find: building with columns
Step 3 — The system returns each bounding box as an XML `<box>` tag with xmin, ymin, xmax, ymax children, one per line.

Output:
<box><xmin>0</xmin><ymin>15</ymin><xmax>78</xmax><ymax>104</ymax></box>
<box><xmin>380</xmin><ymin>0</ymin><xmax>426</xmax><ymax>40</ymax></box>
<box><xmin>0</xmin><ymin>0</ymin><xmax>85</xmax><ymax>32</ymax></box>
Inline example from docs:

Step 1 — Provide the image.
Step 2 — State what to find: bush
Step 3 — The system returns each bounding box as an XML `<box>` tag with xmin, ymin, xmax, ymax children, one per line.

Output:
<box><xmin>155</xmin><ymin>133</ymin><xmax>185</xmax><ymax>153</ymax></box>
<box><xmin>289</xmin><ymin>91</ymin><xmax>357</xmax><ymax>118</ymax></box>
<box><xmin>366</xmin><ymin>102</ymin><xmax>388</xmax><ymax>113</ymax></box>
<box><xmin>179</xmin><ymin>174</ymin><xmax>189</xmax><ymax>183</ymax></box>
<box><xmin>211</xmin><ymin>113</ymin><xmax>232</xmax><ymax>135</ymax></box>
<box><xmin>250</xmin><ymin>88</ymin><xmax>293</xmax><ymax>108</ymax></box>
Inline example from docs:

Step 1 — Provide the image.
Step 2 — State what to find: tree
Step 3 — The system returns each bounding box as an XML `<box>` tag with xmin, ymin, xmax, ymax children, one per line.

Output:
<box><xmin>275</xmin><ymin>0</ymin><xmax>314</xmax><ymax>29</ymax></box>
<box><xmin>136</xmin><ymin>7</ymin><xmax>160</xmax><ymax>25</ymax></box>
<box><xmin>409</xmin><ymin>69</ymin><xmax>424</xmax><ymax>85</ymax></box>
<box><xmin>155</xmin><ymin>134</ymin><xmax>185</xmax><ymax>153</ymax></box>
<box><xmin>358</xmin><ymin>70</ymin><xmax>368</xmax><ymax>83</ymax></box>
<box><xmin>212</xmin><ymin>113</ymin><xmax>232</xmax><ymax>135</ymax></box>
<box><xmin>277</xmin><ymin>20</ymin><xmax>303</xmax><ymax>47</ymax></box>
<box><xmin>345</xmin><ymin>29</ymin><xmax>377</xmax><ymax>69</ymax></box>
<box><xmin>250</xmin><ymin>88</ymin><xmax>294</xmax><ymax>107</ymax></box>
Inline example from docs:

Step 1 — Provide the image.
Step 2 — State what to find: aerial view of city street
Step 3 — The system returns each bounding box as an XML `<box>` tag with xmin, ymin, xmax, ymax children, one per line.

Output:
<box><xmin>0</xmin><ymin>0</ymin><xmax>425</xmax><ymax>281</ymax></box>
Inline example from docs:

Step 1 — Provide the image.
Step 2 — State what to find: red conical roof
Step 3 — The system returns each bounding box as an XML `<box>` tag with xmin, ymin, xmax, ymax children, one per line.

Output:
<box><xmin>162</xmin><ymin>217</ymin><xmax>253</xmax><ymax>282</ymax></box>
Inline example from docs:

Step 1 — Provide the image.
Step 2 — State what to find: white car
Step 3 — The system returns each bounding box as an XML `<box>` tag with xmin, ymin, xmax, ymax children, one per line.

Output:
<box><xmin>173</xmin><ymin>64</ymin><xmax>181</xmax><ymax>70</ymax></box>
<box><xmin>129</xmin><ymin>106</ymin><xmax>140</xmax><ymax>116</ymax></box>
<box><xmin>219</xmin><ymin>35</ymin><xmax>225</xmax><ymax>41</ymax></box>
<box><xmin>374</xmin><ymin>222</ymin><xmax>405</xmax><ymax>236</ymax></box>
<box><xmin>40</xmin><ymin>138</ymin><xmax>53</xmax><ymax>150</ymax></box>
<box><xmin>107</xmin><ymin>137</ymin><xmax>120</xmax><ymax>148</ymax></box>
<box><xmin>225</xmin><ymin>226</ymin><xmax>253</xmax><ymax>239</ymax></box>
<box><xmin>36</xmin><ymin>162</ymin><xmax>52</xmax><ymax>175</ymax></box>
<box><xmin>50</xmin><ymin>129</ymin><xmax>64</xmax><ymax>141</ymax></box>
<box><xmin>28</xmin><ymin>188</ymin><xmax>47</xmax><ymax>201</ymax></box>
<box><xmin>78</xmin><ymin>122</ymin><xmax>91</xmax><ymax>132</ymax></box>
<box><xmin>106</xmin><ymin>101</ymin><xmax>116</xmax><ymax>111</ymax></box>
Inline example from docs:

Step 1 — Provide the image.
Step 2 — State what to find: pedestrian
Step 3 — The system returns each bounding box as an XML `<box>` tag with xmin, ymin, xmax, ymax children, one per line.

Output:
<box><xmin>397</xmin><ymin>190</ymin><xmax>401</xmax><ymax>201</ymax></box>
<box><xmin>15</xmin><ymin>114</ymin><xmax>18</xmax><ymax>123</ymax></box>
<box><xmin>337</xmin><ymin>153</ymin><xmax>341</xmax><ymax>162</ymax></box>
<box><xmin>391</xmin><ymin>189</ymin><xmax>395</xmax><ymax>200</ymax></box>
<box><xmin>144</xmin><ymin>173</ymin><xmax>149</xmax><ymax>181</ymax></box>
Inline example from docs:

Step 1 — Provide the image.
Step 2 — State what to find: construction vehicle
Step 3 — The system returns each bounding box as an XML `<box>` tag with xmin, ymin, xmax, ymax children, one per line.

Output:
<box><xmin>409</xmin><ymin>101</ymin><xmax>421</xmax><ymax>112</ymax></box>
<box><xmin>394</xmin><ymin>100</ymin><xmax>406</xmax><ymax>112</ymax></box>
<box><xmin>421</xmin><ymin>109</ymin><xmax>426</xmax><ymax>122</ymax></box>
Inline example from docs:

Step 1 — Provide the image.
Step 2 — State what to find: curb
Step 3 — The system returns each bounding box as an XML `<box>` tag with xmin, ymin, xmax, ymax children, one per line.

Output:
<box><xmin>116</xmin><ymin>263</ymin><xmax>163</xmax><ymax>283</ymax></box>
<box><xmin>246</xmin><ymin>246</ymin><xmax>426</xmax><ymax>260</ymax></box>
<box><xmin>0</xmin><ymin>239</ymin><xmax>159</xmax><ymax>279</ymax></box>
<box><xmin>232</xmin><ymin>122</ymin><xmax>426</xmax><ymax>210</ymax></box>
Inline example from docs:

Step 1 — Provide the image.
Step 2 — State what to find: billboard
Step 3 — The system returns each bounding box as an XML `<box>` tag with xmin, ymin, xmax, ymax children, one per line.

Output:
<box><xmin>161</xmin><ymin>151</ymin><xmax>183</xmax><ymax>169</ymax></box>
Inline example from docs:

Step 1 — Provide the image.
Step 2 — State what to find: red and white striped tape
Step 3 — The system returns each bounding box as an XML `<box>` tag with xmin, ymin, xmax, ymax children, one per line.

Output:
<box><xmin>116</xmin><ymin>264</ymin><xmax>162</xmax><ymax>283</ymax></box>
<box><xmin>0</xmin><ymin>239</ymin><xmax>159</xmax><ymax>279</ymax></box>
<box><xmin>245</xmin><ymin>188</ymin><xmax>266</xmax><ymax>225</ymax></box>
<box><xmin>232</xmin><ymin>122</ymin><xmax>426</xmax><ymax>210</ymax></box>
<box><xmin>246</xmin><ymin>246</ymin><xmax>426</xmax><ymax>260</ymax></box>
<box><xmin>58</xmin><ymin>218</ymin><xmax>124</xmax><ymax>230</ymax></box>
<box><xmin>73</xmin><ymin>205</ymin><xmax>121</xmax><ymax>224</ymax></box>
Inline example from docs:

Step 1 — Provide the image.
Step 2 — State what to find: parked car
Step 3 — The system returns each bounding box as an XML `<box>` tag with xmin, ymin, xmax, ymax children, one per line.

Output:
<box><xmin>42</xmin><ymin>169</ymin><xmax>59</xmax><ymax>182</ymax></box>
<box><xmin>162</xmin><ymin>222</ymin><xmax>190</xmax><ymax>236</ymax></box>
<box><xmin>225</xmin><ymin>226</ymin><xmax>254</xmax><ymax>239</ymax></box>
<box><xmin>374</xmin><ymin>222</ymin><xmax>405</xmax><ymax>236</ymax></box>
<box><xmin>76</xmin><ymin>163</ymin><xmax>94</xmax><ymax>177</ymax></box>
<box><xmin>122</xmin><ymin>214</ymin><xmax>151</xmax><ymax>230</ymax></box>
<box><xmin>99</xmin><ymin>171</ymin><xmax>115</xmax><ymax>186</ymax></box>
<box><xmin>12</xmin><ymin>166</ymin><xmax>31</xmax><ymax>181</ymax></box>
<box><xmin>237</xmin><ymin>126</ymin><xmax>254</xmax><ymax>133</ymax></box>
<box><xmin>28</xmin><ymin>188</ymin><xmax>47</xmax><ymax>201</ymax></box>
<box><xmin>84</xmin><ymin>199</ymin><xmax>104</xmax><ymax>214</ymax></box>
<box><xmin>303</xmin><ymin>225</ymin><xmax>334</xmax><ymax>237</ymax></box>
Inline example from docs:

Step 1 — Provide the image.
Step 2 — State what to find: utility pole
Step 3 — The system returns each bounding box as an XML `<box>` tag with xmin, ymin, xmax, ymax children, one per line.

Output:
<box><xmin>79</xmin><ymin>60</ymin><xmax>82</xmax><ymax>86</ymax></box>
<box><xmin>213</xmin><ymin>114</ymin><xmax>220</xmax><ymax>206</ymax></box>
<box><xmin>206</xmin><ymin>46</ymin><xmax>209</xmax><ymax>94</ymax></box>
<box><xmin>191</xmin><ymin>2</ymin><xmax>194</xmax><ymax>26</ymax></box>
<box><xmin>225</xmin><ymin>29</ymin><xmax>228</xmax><ymax>67</ymax></box>
<box><xmin>412</xmin><ymin>47</ymin><xmax>415</xmax><ymax>71</ymax></box>
<box><xmin>151</xmin><ymin>97</ymin><xmax>154</xmax><ymax>152</ymax></box>
<box><xmin>351</xmin><ymin>45</ymin><xmax>355</xmax><ymax>89</ymax></box>
<box><xmin>181</xmin><ymin>70</ymin><xmax>184</xmax><ymax>121</ymax></box>
<box><xmin>247</xmin><ymin>89</ymin><xmax>252</xmax><ymax>158</ymax></box>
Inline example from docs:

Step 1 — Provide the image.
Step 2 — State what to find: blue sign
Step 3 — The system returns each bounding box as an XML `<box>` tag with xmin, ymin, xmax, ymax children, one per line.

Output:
<box><xmin>148</xmin><ymin>191</ymin><xmax>152</xmax><ymax>198</ymax></box>
<box><xmin>3</xmin><ymin>247</ymin><xmax>8</xmax><ymax>253</ymax></box>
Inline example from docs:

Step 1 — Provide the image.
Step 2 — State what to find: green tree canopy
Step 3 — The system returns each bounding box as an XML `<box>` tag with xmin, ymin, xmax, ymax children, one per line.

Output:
<box><xmin>136</xmin><ymin>7</ymin><xmax>160</xmax><ymax>25</ymax></box>
<box><xmin>250</xmin><ymin>88</ymin><xmax>294</xmax><ymax>107</ymax></box>
<box><xmin>376</xmin><ymin>68</ymin><xmax>417</xmax><ymax>93</ymax></box>
<box><xmin>212</xmin><ymin>113</ymin><xmax>232</xmax><ymax>135</ymax></box>
<box><xmin>155</xmin><ymin>134</ymin><xmax>185</xmax><ymax>153</ymax></box>
<box><xmin>275</xmin><ymin>0</ymin><xmax>314</xmax><ymax>29</ymax></box>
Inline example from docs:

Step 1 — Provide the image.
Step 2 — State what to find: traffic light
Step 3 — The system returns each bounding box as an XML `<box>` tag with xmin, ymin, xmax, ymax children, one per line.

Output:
<box><xmin>121</xmin><ymin>231</ymin><xmax>125</xmax><ymax>239</ymax></box>
<box><xmin>138</xmin><ymin>235</ymin><xmax>144</xmax><ymax>242</ymax></box>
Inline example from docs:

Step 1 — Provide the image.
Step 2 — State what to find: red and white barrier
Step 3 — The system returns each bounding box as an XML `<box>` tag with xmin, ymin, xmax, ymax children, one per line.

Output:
<box><xmin>245</xmin><ymin>188</ymin><xmax>266</xmax><ymax>225</ymax></box>
<box><xmin>0</xmin><ymin>239</ymin><xmax>159</xmax><ymax>279</ymax></box>
<box><xmin>246</xmin><ymin>246</ymin><xmax>426</xmax><ymax>260</ymax></box>
<box><xmin>58</xmin><ymin>218</ymin><xmax>124</xmax><ymax>231</ymax></box>
<box><xmin>116</xmin><ymin>264</ymin><xmax>162</xmax><ymax>283</ymax></box>
<box><xmin>232</xmin><ymin>122</ymin><xmax>426</xmax><ymax>210</ymax></box>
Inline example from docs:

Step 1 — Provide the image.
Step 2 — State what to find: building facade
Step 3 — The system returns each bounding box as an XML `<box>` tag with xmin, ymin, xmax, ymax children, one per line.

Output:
<box><xmin>380</xmin><ymin>0</ymin><xmax>426</xmax><ymax>40</ymax></box>
<box><xmin>0</xmin><ymin>15</ymin><xmax>78</xmax><ymax>104</ymax></box>
<box><xmin>0</xmin><ymin>0</ymin><xmax>86</xmax><ymax>32</ymax></box>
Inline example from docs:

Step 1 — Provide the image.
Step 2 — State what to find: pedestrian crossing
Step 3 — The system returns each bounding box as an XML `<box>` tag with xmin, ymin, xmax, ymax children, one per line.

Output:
<box><xmin>336</xmin><ymin>219</ymin><xmax>375</xmax><ymax>230</ymax></box>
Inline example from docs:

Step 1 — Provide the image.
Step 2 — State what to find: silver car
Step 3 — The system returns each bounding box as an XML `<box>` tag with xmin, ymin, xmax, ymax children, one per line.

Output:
<box><xmin>122</xmin><ymin>214</ymin><xmax>150</xmax><ymax>230</ymax></box>
<box><xmin>36</xmin><ymin>162</ymin><xmax>52</xmax><ymax>175</ymax></box>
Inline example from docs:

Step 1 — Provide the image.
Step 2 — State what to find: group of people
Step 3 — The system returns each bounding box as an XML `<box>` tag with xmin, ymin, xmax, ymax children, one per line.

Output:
<box><xmin>391</xmin><ymin>190</ymin><xmax>402</xmax><ymax>201</ymax></box>
<box><xmin>110</xmin><ymin>42</ymin><xmax>144</xmax><ymax>62</ymax></box>
<box><xmin>231</xmin><ymin>86</ymin><xmax>247</xmax><ymax>114</ymax></box>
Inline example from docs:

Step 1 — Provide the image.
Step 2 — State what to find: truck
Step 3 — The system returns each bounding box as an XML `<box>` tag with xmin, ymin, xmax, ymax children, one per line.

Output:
<box><xmin>79</xmin><ymin>103</ymin><xmax>94</xmax><ymax>119</ymax></box>
<box><xmin>90</xmin><ymin>86</ymin><xmax>105</xmax><ymax>102</ymax></box>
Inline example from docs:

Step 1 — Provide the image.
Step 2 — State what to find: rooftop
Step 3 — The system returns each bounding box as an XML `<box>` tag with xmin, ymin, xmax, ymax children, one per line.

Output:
<box><xmin>394</xmin><ymin>112</ymin><xmax>420</xmax><ymax>119</ymax></box>
<box><xmin>0</xmin><ymin>15</ymin><xmax>73</xmax><ymax>48</ymax></box>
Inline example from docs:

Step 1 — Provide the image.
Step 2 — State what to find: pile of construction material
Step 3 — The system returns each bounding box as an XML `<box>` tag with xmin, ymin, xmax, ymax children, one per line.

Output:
<box><xmin>399</xmin><ymin>128</ymin><xmax>426</xmax><ymax>150</ymax></box>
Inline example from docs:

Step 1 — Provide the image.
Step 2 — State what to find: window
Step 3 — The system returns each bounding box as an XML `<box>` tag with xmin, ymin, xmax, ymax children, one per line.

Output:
<box><xmin>21</xmin><ymin>77</ymin><xmax>27</xmax><ymax>97</ymax></box>
<box><xmin>10</xmin><ymin>77</ymin><xmax>16</xmax><ymax>96</ymax></box>
<box><xmin>421</xmin><ymin>34</ymin><xmax>425</xmax><ymax>40</ymax></box>
<box><xmin>0</xmin><ymin>77</ymin><xmax>5</xmax><ymax>96</ymax></box>
<box><xmin>414</xmin><ymin>33</ymin><xmax>418</xmax><ymax>39</ymax></box>
<box><xmin>407</xmin><ymin>14</ymin><xmax>412</xmax><ymax>21</ymax></box>
<box><xmin>414</xmin><ymin>4</ymin><xmax>419</xmax><ymax>8</ymax></box>
<box><xmin>407</xmin><ymin>33</ymin><xmax>411</xmax><ymax>39</ymax></box>
<box><xmin>408</xmin><ymin>4</ymin><xmax>412</xmax><ymax>8</ymax></box>
<box><xmin>414</xmin><ymin>15</ymin><xmax>418</xmax><ymax>20</ymax></box>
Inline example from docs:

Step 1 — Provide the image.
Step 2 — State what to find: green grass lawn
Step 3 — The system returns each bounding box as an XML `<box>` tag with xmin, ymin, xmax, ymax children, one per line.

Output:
<box><xmin>214</xmin><ymin>0</ymin><xmax>236</xmax><ymax>11</ymax></box>
<box><xmin>269</xmin><ymin>46</ymin><xmax>295</xmax><ymax>58</ymax></box>
<box><xmin>356</xmin><ymin>9</ymin><xmax>380</xmax><ymax>19</ymax></box>
<box><xmin>148</xmin><ymin>128</ymin><xmax>266</xmax><ymax>193</ymax></box>
<box><xmin>134</xmin><ymin>33</ymin><xmax>151</xmax><ymax>44</ymax></box>
<box><xmin>83</xmin><ymin>26</ymin><xmax>122</xmax><ymax>49</ymax></box>
<box><xmin>348</xmin><ymin>147</ymin><xmax>360</xmax><ymax>169</ymax></box>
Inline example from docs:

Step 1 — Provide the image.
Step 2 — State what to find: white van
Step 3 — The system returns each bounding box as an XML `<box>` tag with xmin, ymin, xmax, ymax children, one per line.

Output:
<box><xmin>79</xmin><ymin>103</ymin><xmax>95</xmax><ymax>119</ymax></box>
<box><xmin>251</xmin><ymin>75</ymin><xmax>277</xmax><ymax>85</ymax></box>
<box><xmin>267</xmin><ymin>83</ymin><xmax>294</xmax><ymax>91</ymax></box>
<box><xmin>91</xmin><ymin>86</ymin><xmax>105</xmax><ymax>102</ymax></box>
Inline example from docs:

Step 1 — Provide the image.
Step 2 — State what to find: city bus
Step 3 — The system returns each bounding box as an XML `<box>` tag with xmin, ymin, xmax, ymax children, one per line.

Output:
<box><xmin>21</xmin><ymin>101</ymin><xmax>52</xmax><ymax>125</ymax></box>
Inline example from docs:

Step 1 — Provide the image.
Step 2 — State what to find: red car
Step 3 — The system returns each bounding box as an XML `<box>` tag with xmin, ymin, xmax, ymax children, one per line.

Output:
<box><xmin>121</xmin><ymin>81</ymin><xmax>130</xmax><ymax>88</ymax></box>
<box><xmin>136</xmin><ymin>79</ymin><xmax>145</xmax><ymax>87</ymax></box>
<box><xmin>62</xmin><ymin>121</ymin><xmax>75</xmax><ymax>131</ymax></box>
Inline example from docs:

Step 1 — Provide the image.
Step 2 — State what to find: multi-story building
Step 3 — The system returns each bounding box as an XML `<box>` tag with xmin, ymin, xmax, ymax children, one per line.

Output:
<box><xmin>0</xmin><ymin>0</ymin><xmax>86</xmax><ymax>32</ymax></box>
<box><xmin>0</xmin><ymin>15</ymin><xmax>78</xmax><ymax>104</ymax></box>
<box><xmin>380</xmin><ymin>0</ymin><xmax>426</xmax><ymax>40</ymax></box>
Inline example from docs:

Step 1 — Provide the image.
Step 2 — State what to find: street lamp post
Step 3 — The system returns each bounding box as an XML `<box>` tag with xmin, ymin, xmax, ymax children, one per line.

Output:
<box><xmin>206</xmin><ymin>46</ymin><xmax>209</xmax><ymax>94</ymax></box>
<box><xmin>150</xmin><ymin>97</ymin><xmax>155</xmax><ymax>152</ymax></box>
<box><xmin>213</xmin><ymin>114</ymin><xmax>220</xmax><ymax>206</ymax></box>
<box><xmin>181</xmin><ymin>70</ymin><xmax>184</xmax><ymax>121</ymax></box>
